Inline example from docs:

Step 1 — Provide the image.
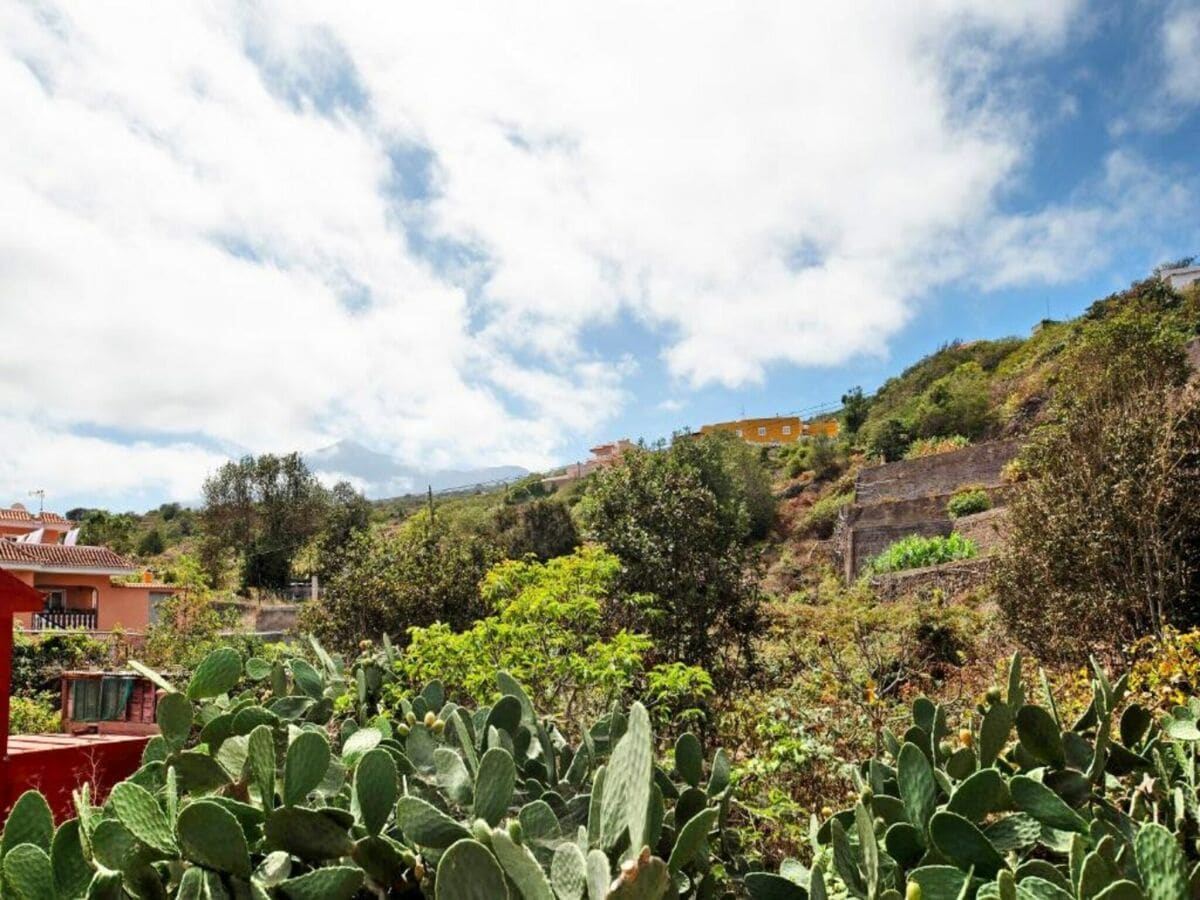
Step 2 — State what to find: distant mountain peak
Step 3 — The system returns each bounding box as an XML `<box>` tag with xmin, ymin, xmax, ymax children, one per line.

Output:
<box><xmin>305</xmin><ymin>439</ymin><xmax>527</xmax><ymax>499</ymax></box>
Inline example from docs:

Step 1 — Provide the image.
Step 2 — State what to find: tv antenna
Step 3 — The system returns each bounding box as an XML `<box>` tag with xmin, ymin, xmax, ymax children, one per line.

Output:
<box><xmin>29</xmin><ymin>489</ymin><xmax>45</xmax><ymax>515</ymax></box>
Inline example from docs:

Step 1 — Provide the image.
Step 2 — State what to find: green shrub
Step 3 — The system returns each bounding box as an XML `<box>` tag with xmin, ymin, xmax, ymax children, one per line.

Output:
<box><xmin>802</xmin><ymin>491</ymin><xmax>854</xmax><ymax>539</ymax></box>
<box><xmin>946</xmin><ymin>486</ymin><xmax>991</xmax><ymax>518</ymax></box>
<box><xmin>904</xmin><ymin>433</ymin><xmax>970</xmax><ymax>459</ymax></box>
<box><xmin>8</xmin><ymin>694</ymin><xmax>60</xmax><ymax>734</ymax></box>
<box><xmin>0</xmin><ymin>640</ymin><xmax>739</xmax><ymax>899</ymax></box>
<box><xmin>866</xmin><ymin>532</ymin><xmax>977</xmax><ymax>573</ymax></box>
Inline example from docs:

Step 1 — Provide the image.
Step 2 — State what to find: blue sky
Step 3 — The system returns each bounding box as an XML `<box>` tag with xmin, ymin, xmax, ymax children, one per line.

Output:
<box><xmin>1</xmin><ymin>1</ymin><xmax>1198</xmax><ymax>511</ymax></box>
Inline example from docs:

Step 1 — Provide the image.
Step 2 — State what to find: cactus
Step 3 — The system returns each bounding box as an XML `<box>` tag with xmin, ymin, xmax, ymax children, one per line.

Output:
<box><xmin>186</xmin><ymin>647</ymin><xmax>242</xmax><ymax>699</ymax></box>
<box><xmin>283</xmin><ymin>730</ymin><xmax>331</xmax><ymax>806</ymax></box>
<box><xmin>474</xmin><ymin>747</ymin><xmax>517</xmax><ymax>826</ymax></box>
<box><xmin>354</xmin><ymin>748</ymin><xmax>398</xmax><ymax>835</ymax></box>
<box><xmin>107</xmin><ymin>782</ymin><xmax>177</xmax><ymax>855</ymax></box>
<box><xmin>435</xmin><ymin>839</ymin><xmax>510</xmax><ymax>899</ymax></box>
<box><xmin>1</xmin><ymin>791</ymin><xmax>54</xmax><ymax>857</ymax></box>
<box><xmin>177</xmin><ymin>799</ymin><xmax>251</xmax><ymax>877</ymax></box>
<box><xmin>3</xmin><ymin>843</ymin><xmax>55</xmax><ymax>900</ymax></box>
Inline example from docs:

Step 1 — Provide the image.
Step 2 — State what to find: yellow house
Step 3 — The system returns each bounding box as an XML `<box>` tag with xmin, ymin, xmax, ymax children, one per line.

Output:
<box><xmin>699</xmin><ymin>415</ymin><xmax>839</xmax><ymax>445</ymax></box>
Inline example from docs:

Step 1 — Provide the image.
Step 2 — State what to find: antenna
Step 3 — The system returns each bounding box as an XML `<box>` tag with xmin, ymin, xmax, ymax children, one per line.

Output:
<box><xmin>28</xmin><ymin>489</ymin><xmax>44</xmax><ymax>515</ymax></box>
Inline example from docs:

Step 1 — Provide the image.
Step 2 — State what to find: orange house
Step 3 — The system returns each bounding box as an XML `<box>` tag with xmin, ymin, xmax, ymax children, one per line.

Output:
<box><xmin>0</xmin><ymin>506</ymin><xmax>179</xmax><ymax>632</ymax></box>
<box><xmin>699</xmin><ymin>415</ymin><xmax>840</xmax><ymax>444</ymax></box>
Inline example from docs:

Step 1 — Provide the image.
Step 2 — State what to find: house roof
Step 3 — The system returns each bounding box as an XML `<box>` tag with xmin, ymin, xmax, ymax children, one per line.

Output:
<box><xmin>0</xmin><ymin>541</ymin><xmax>136</xmax><ymax>574</ymax></box>
<box><xmin>37</xmin><ymin>511</ymin><xmax>72</xmax><ymax>527</ymax></box>
<box><xmin>0</xmin><ymin>507</ymin><xmax>36</xmax><ymax>523</ymax></box>
<box><xmin>111</xmin><ymin>581</ymin><xmax>181</xmax><ymax>591</ymax></box>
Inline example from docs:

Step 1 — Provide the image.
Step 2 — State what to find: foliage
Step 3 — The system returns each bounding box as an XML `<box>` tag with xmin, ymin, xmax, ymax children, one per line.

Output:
<box><xmin>77</xmin><ymin>509</ymin><xmax>138</xmax><ymax>555</ymax></box>
<box><xmin>0</xmin><ymin>642</ymin><xmax>739</xmax><ymax>900</ymax></box>
<box><xmin>7</xmin><ymin>694</ymin><xmax>60</xmax><ymax>734</ymax></box>
<box><xmin>391</xmin><ymin>548</ymin><xmax>654</xmax><ymax>725</ymax></box>
<box><xmin>490</xmin><ymin>498</ymin><xmax>580</xmax><ymax>562</ymax></box>
<box><xmin>200</xmin><ymin>452</ymin><xmax>331</xmax><ymax>590</ymax></box>
<box><xmin>312</xmin><ymin>481</ymin><xmax>373</xmax><ymax>577</ymax></box>
<box><xmin>1126</xmin><ymin>627</ymin><xmax>1200</xmax><ymax>714</ymax></box>
<box><xmin>909</xmin><ymin>360</ymin><xmax>995</xmax><ymax>440</ymax></box>
<box><xmin>11</xmin><ymin>630</ymin><xmax>111</xmax><ymax>697</ymax></box>
<box><xmin>995</xmin><ymin>309</ymin><xmax>1200</xmax><ymax>659</ymax></box>
<box><xmin>578</xmin><ymin>436</ymin><xmax>764</xmax><ymax>674</ymax></box>
<box><xmin>866</xmin><ymin>418</ymin><xmax>913</xmax><ymax>462</ymax></box>
<box><xmin>946</xmin><ymin>486</ymin><xmax>991</xmax><ymax>519</ymax></box>
<box><xmin>865</xmin><ymin>532</ymin><xmax>978</xmax><ymax>574</ymax></box>
<box><xmin>840</xmin><ymin>386</ymin><xmax>870</xmax><ymax>436</ymax></box>
<box><xmin>299</xmin><ymin>516</ymin><xmax>497</xmax><ymax>655</ymax></box>
<box><xmin>904</xmin><ymin>434</ymin><xmax>970</xmax><ymax>459</ymax></box>
<box><xmin>136</xmin><ymin>527</ymin><xmax>165</xmax><ymax>557</ymax></box>
<box><xmin>748</xmin><ymin>653</ymin><xmax>1200</xmax><ymax>900</ymax></box>
<box><xmin>801</xmin><ymin>490</ymin><xmax>853</xmax><ymax>539</ymax></box>
<box><xmin>142</xmin><ymin>591</ymin><xmax>244</xmax><ymax>672</ymax></box>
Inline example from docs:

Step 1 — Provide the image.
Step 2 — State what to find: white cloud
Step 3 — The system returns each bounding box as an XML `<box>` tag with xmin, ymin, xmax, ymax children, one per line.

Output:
<box><xmin>5</xmin><ymin>0</ymin><xmax>1163</xmax><ymax>506</ymax></box>
<box><xmin>1163</xmin><ymin>2</ymin><xmax>1200</xmax><ymax>105</ymax></box>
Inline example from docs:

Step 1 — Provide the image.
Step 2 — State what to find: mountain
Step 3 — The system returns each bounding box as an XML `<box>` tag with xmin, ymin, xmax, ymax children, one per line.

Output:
<box><xmin>306</xmin><ymin>440</ymin><xmax>528</xmax><ymax>499</ymax></box>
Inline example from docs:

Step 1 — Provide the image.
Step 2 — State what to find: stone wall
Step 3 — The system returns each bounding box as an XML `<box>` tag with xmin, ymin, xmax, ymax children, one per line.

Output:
<box><xmin>847</xmin><ymin>520</ymin><xmax>953</xmax><ymax>579</ymax></box>
<box><xmin>869</xmin><ymin>556</ymin><xmax>994</xmax><ymax>602</ymax></box>
<box><xmin>952</xmin><ymin>507</ymin><xmax>1010</xmax><ymax>556</ymax></box>
<box><xmin>855</xmin><ymin>438</ymin><xmax>1022</xmax><ymax>505</ymax></box>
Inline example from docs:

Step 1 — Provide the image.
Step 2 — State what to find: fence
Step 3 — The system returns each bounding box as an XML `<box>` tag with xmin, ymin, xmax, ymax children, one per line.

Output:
<box><xmin>31</xmin><ymin>609</ymin><xmax>98</xmax><ymax>631</ymax></box>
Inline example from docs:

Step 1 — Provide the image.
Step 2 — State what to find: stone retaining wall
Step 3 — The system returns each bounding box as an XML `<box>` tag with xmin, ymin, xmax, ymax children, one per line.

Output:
<box><xmin>855</xmin><ymin>438</ymin><xmax>1021</xmax><ymax>505</ymax></box>
<box><xmin>869</xmin><ymin>556</ymin><xmax>994</xmax><ymax>602</ymax></box>
<box><xmin>952</xmin><ymin>507</ymin><xmax>1010</xmax><ymax>556</ymax></box>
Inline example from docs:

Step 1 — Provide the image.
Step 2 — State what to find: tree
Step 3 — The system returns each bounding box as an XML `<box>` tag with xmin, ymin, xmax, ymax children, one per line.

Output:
<box><xmin>910</xmin><ymin>361</ymin><xmax>994</xmax><ymax>440</ymax></box>
<box><xmin>841</xmin><ymin>386</ymin><xmax>870</xmax><ymax>435</ymax></box>
<box><xmin>490</xmin><ymin>498</ymin><xmax>580</xmax><ymax>562</ymax></box>
<box><xmin>577</xmin><ymin>437</ymin><xmax>762</xmax><ymax>675</ymax></box>
<box><xmin>200</xmin><ymin>452</ymin><xmax>328</xmax><ymax>591</ymax></box>
<box><xmin>315</xmin><ymin>480</ymin><xmax>373</xmax><ymax>575</ymax></box>
<box><xmin>995</xmin><ymin>310</ymin><xmax>1200</xmax><ymax>659</ymax></box>
<box><xmin>78</xmin><ymin>510</ymin><xmax>138</xmax><ymax>554</ymax></box>
<box><xmin>299</xmin><ymin>515</ymin><xmax>497</xmax><ymax>654</ymax></box>
<box><xmin>866</xmin><ymin>417</ymin><xmax>912</xmax><ymax>462</ymax></box>
<box><xmin>136</xmin><ymin>528</ymin><xmax>165</xmax><ymax>557</ymax></box>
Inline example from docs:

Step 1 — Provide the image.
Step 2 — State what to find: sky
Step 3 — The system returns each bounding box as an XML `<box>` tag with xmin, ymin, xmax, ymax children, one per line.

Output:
<box><xmin>2</xmin><ymin>1</ymin><xmax>1199</xmax><ymax>512</ymax></box>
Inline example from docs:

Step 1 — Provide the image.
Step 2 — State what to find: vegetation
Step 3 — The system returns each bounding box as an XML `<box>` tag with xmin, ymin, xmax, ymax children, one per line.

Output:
<box><xmin>866</xmin><ymin>532</ymin><xmax>978</xmax><ymax>574</ymax></box>
<box><xmin>800</xmin><ymin>490</ymin><xmax>853</xmax><ymax>539</ymax></box>
<box><xmin>7</xmin><ymin>695</ymin><xmax>60</xmax><ymax>735</ymax></box>
<box><xmin>0</xmin><ymin>642</ymin><xmax>739</xmax><ymax>899</ymax></box>
<box><xmin>945</xmin><ymin>487</ymin><xmax>991</xmax><ymax>519</ymax></box>
<box><xmin>577</xmin><ymin>436</ymin><xmax>767</xmax><ymax>674</ymax></box>
<box><xmin>996</xmin><ymin>308</ymin><xmax>1200</xmax><ymax>660</ymax></box>
<box><xmin>299</xmin><ymin>516</ymin><xmax>497</xmax><ymax>655</ymax></box>
<box><xmin>905</xmin><ymin>434</ymin><xmax>970</xmax><ymax>459</ymax></box>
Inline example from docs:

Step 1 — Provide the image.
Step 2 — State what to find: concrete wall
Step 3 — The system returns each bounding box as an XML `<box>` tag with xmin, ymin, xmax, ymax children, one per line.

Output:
<box><xmin>855</xmin><ymin>438</ymin><xmax>1022</xmax><ymax>505</ymax></box>
<box><xmin>848</xmin><ymin>520</ymin><xmax>953</xmax><ymax>579</ymax></box>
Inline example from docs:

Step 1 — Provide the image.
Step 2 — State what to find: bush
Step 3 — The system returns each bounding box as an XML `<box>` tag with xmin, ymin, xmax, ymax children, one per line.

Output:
<box><xmin>802</xmin><ymin>490</ymin><xmax>853</xmax><ymax>539</ymax></box>
<box><xmin>995</xmin><ymin>309</ymin><xmax>1200</xmax><ymax>659</ymax></box>
<box><xmin>8</xmin><ymin>693</ymin><xmax>60</xmax><ymax>734</ymax></box>
<box><xmin>11</xmin><ymin>630</ymin><xmax>111</xmax><ymax>696</ymax></box>
<box><xmin>866</xmin><ymin>417</ymin><xmax>912</xmax><ymax>461</ymax></box>
<box><xmin>945</xmin><ymin>486</ymin><xmax>991</xmax><ymax>518</ymax></box>
<box><xmin>865</xmin><ymin>532</ymin><xmax>977</xmax><ymax>574</ymax></box>
<box><xmin>904</xmin><ymin>434</ymin><xmax>970</xmax><ymax>459</ymax></box>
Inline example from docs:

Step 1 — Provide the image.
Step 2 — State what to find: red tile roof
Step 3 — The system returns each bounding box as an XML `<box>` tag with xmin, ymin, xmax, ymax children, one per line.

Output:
<box><xmin>0</xmin><ymin>507</ymin><xmax>35</xmax><ymax>523</ymax></box>
<box><xmin>37</xmin><ymin>512</ymin><xmax>72</xmax><ymax>527</ymax></box>
<box><xmin>0</xmin><ymin>541</ymin><xmax>135</xmax><ymax>572</ymax></box>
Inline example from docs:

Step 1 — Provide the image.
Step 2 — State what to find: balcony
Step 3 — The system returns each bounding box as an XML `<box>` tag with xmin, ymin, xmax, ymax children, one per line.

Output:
<box><xmin>31</xmin><ymin>608</ymin><xmax>98</xmax><ymax>631</ymax></box>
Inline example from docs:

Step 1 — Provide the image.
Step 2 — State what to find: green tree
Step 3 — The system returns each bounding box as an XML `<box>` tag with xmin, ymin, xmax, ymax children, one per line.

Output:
<box><xmin>866</xmin><ymin>417</ymin><xmax>912</xmax><ymax>461</ymax></box>
<box><xmin>78</xmin><ymin>509</ymin><xmax>138</xmax><ymax>554</ymax></box>
<box><xmin>910</xmin><ymin>361</ymin><xmax>994</xmax><ymax>440</ymax></box>
<box><xmin>841</xmin><ymin>385</ymin><xmax>870</xmax><ymax>435</ymax></box>
<box><xmin>578</xmin><ymin>436</ymin><xmax>762</xmax><ymax>673</ymax></box>
<box><xmin>200</xmin><ymin>452</ymin><xmax>328</xmax><ymax>590</ymax></box>
<box><xmin>136</xmin><ymin>527</ymin><xmax>165</xmax><ymax>557</ymax></box>
<box><xmin>315</xmin><ymin>480</ymin><xmax>373</xmax><ymax>575</ymax></box>
<box><xmin>490</xmin><ymin>498</ymin><xmax>580</xmax><ymax>562</ymax></box>
<box><xmin>300</xmin><ymin>515</ymin><xmax>498</xmax><ymax>654</ymax></box>
<box><xmin>995</xmin><ymin>310</ymin><xmax>1200</xmax><ymax>659</ymax></box>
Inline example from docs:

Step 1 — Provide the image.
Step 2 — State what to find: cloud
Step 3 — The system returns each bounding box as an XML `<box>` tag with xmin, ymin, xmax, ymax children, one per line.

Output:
<box><xmin>1163</xmin><ymin>2</ymin><xmax>1200</xmax><ymax>105</ymax></box>
<box><xmin>10</xmin><ymin>0</ymin><xmax>1180</xmax><ymax>506</ymax></box>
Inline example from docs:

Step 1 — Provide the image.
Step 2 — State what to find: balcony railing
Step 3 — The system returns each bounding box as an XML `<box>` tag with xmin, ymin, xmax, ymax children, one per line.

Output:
<box><xmin>31</xmin><ymin>609</ymin><xmax>98</xmax><ymax>631</ymax></box>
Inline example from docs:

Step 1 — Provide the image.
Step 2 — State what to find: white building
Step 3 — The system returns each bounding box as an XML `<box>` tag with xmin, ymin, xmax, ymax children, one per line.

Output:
<box><xmin>1160</xmin><ymin>265</ymin><xmax>1200</xmax><ymax>292</ymax></box>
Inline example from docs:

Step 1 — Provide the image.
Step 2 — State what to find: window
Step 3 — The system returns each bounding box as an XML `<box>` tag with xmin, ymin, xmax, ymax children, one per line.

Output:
<box><xmin>757</xmin><ymin>426</ymin><xmax>767</xmax><ymax>436</ymax></box>
<box><xmin>45</xmin><ymin>589</ymin><xmax>65</xmax><ymax>610</ymax></box>
<box><xmin>782</xmin><ymin>425</ymin><xmax>792</xmax><ymax>435</ymax></box>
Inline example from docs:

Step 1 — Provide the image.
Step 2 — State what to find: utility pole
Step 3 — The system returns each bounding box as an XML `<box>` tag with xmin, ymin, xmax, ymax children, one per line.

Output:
<box><xmin>28</xmin><ymin>489</ymin><xmax>44</xmax><ymax>515</ymax></box>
